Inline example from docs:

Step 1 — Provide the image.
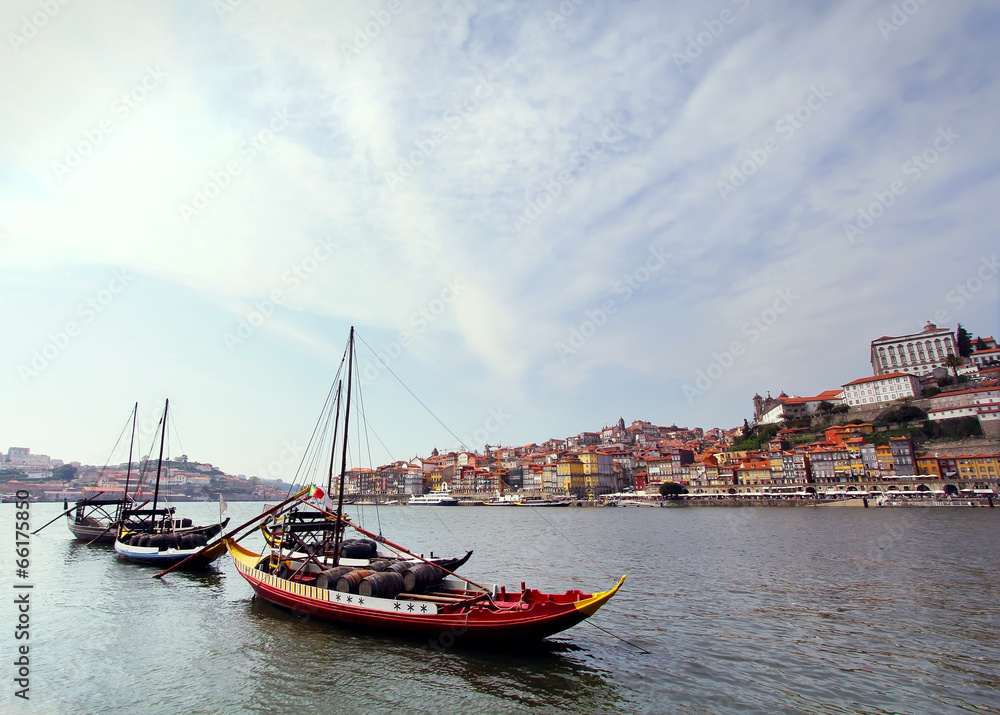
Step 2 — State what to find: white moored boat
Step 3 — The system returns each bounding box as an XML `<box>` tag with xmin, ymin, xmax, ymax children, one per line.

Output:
<box><xmin>407</xmin><ymin>486</ymin><xmax>459</xmax><ymax>506</ymax></box>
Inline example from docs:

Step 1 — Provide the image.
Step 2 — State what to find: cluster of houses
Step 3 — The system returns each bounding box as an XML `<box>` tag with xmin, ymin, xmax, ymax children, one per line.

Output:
<box><xmin>339</xmin><ymin>419</ymin><xmax>722</xmax><ymax>498</ymax></box>
<box><xmin>5</xmin><ymin>322</ymin><xmax>998</xmax><ymax>501</ymax></box>
<box><xmin>752</xmin><ymin>324</ymin><xmax>999</xmax><ymax>430</ymax></box>
<box><xmin>340</xmin><ymin>419</ymin><xmax>997</xmax><ymax>498</ymax></box>
<box><xmin>0</xmin><ymin>452</ymin><xmax>289</xmax><ymax>502</ymax></box>
<box><xmin>348</xmin><ymin>322</ymin><xmax>999</xmax><ymax>499</ymax></box>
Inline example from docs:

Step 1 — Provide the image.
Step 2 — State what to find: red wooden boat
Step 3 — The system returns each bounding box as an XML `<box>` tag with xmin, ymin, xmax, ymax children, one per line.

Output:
<box><xmin>227</xmin><ymin>538</ymin><xmax>624</xmax><ymax>643</ymax></box>
<box><xmin>223</xmin><ymin>327</ymin><xmax>624</xmax><ymax>643</ymax></box>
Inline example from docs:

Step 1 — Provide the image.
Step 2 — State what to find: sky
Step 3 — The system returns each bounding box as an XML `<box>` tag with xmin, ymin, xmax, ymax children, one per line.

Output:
<box><xmin>1</xmin><ymin>0</ymin><xmax>998</xmax><ymax>478</ymax></box>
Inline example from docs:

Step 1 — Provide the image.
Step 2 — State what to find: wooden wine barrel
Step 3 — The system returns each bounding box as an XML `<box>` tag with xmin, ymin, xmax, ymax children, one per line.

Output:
<box><xmin>315</xmin><ymin>566</ymin><xmax>356</xmax><ymax>590</ymax></box>
<box><xmin>367</xmin><ymin>559</ymin><xmax>389</xmax><ymax>572</ymax></box>
<box><xmin>335</xmin><ymin>569</ymin><xmax>375</xmax><ymax>593</ymax></box>
<box><xmin>358</xmin><ymin>572</ymin><xmax>405</xmax><ymax>599</ymax></box>
<box><xmin>402</xmin><ymin>563</ymin><xmax>443</xmax><ymax>593</ymax></box>
<box><xmin>387</xmin><ymin>561</ymin><xmax>412</xmax><ymax>574</ymax></box>
<box><xmin>339</xmin><ymin>539</ymin><xmax>378</xmax><ymax>559</ymax></box>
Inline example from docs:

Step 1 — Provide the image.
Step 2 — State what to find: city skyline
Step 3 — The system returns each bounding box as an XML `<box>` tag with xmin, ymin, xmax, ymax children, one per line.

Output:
<box><xmin>2</xmin><ymin>2</ymin><xmax>998</xmax><ymax>476</ymax></box>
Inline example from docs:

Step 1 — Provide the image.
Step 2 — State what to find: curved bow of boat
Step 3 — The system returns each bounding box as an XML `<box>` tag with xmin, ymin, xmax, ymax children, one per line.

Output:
<box><xmin>226</xmin><ymin>538</ymin><xmax>261</xmax><ymax>565</ymax></box>
<box><xmin>574</xmin><ymin>574</ymin><xmax>626</xmax><ymax>616</ymax></box>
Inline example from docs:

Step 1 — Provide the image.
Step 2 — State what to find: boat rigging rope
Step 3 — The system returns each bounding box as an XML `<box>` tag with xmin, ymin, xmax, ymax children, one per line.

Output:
<box><xmin>284</xmin><ymin>352</ymin><xmax>347</xmax><ymax>498</ymax></box>
<box><xmin>95</xmin><ymin>406</ymin><xmax>133</xmax><ymax>483</ymax></box>
<box><xmin>350</xmin><ymin>356</ymin><xmax>382</xmax><ymax>536</ymax></box>
<box><xmin>354</xmin><ymin>332</ymin><xmax>472</xmax><ymax>453</ymax></box>
<box><xmin>582</xmin><ymin>620</ymin><xmax>650</xmax><ymax>655</ymax></box>
<box><xmin>528</xmin><ymin>508</ymin><xmax>617</xmax><ymax>581</ymax></box>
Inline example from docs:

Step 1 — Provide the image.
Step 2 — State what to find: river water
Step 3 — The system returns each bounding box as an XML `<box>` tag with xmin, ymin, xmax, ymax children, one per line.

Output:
<box><xmin>4</xmin><ymin>502</ymin><xmax>999</xmax><ymax>714</ymax></box>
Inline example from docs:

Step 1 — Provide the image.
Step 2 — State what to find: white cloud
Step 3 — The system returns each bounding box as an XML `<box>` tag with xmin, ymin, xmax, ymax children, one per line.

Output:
<box><xmin>1</xmin><ymin>0</ymin><xmax>997</xmax><ymax>473</ymax></box>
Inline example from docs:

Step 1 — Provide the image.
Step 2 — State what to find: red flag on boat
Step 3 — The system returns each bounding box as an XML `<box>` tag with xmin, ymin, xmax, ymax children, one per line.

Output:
<box><xmin>309</xmin><ymin>485</ymin><xmax>335</xmax><ymax>511</ymax></box>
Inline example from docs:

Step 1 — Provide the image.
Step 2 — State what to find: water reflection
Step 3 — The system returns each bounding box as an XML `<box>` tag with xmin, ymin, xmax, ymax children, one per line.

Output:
<box><xmin>240</xmin><ymin>596</ymin><xmax>627</xmax><ymax>712</ymax></box>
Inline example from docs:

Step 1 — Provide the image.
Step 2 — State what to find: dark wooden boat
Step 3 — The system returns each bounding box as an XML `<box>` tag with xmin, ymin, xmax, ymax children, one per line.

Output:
<box><xmin>67</xmin><ymin>498</ymin><xmax>133</xmax><ymax>544</ymax></box>
<box><xmin>64</xmin><ymin>403</ymin><xmax>146</xmax><ymax>544</ymax></box>
<box><xmin>225</xmin><ymin>327</ymin><xmax>624</xmax><ymax>643</ymax></box>
<box><xmin>113</xmin><ymin>399</ymin><xmax>228</xmax><ymax>569</ymax></box>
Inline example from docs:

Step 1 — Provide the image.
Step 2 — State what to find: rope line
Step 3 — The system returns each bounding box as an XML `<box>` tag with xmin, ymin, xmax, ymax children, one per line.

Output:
<box><xmin>528</xmin><ymin>507</ymin><xmax>617</xmax><ymax>581</ymax></box>
<box><xmin>355</xmin><ymin>332</ymin><xmax>471</xmax><ymax>453</ymax></box>
<box><xmin>583</xmin><ymin>620</ymin><xmax>650</xmax><ymax>655</ymax></box>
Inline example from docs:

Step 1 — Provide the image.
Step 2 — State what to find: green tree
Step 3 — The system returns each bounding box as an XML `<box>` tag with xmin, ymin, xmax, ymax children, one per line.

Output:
<box><xmin>944</xmin><ymin>354</ymin><xmax>965</xmax><ymax>380</ymax></box>
<box><xmin>52</xmin><ymin>464</ymin><xmax>77</xmax><ymax>481</ymax></box>
<box><xmin>659</xmin><ymin>482</ymin><xmax>688</xmax><ymax>496</ymax></box>
<box><xmin>877</xmin><ymin>404</ymin><xmax>927</xmax><ymax>425</ymax></box>
<box><xmin>956</xmin><ymin>325</ymin><xmax>973</xmax><ymax>357</ymax></box>
<box><xmin>817</xmin><ymin>401</ymin><xmax>834</xmax><ymax>414</ymax></box>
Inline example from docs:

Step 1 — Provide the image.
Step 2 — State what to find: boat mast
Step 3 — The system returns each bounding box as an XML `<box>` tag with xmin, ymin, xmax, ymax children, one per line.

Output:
<box><xmin>151</xmin><ymin>398</ymin><xmax>168</xmax><ymax>525</ymax></box>
<box><xmin>119</xmin><ymin>402</ymin><xmax>139</xmax><ymax>521</ymax></box>
<box><xmin>332</xmin><ymin>328</ymin><xmax>354</xmax><ymax>565</ymax></box>
<box><xmin>324</xmin><ymin>380</ymin><xmax>343</xmax><ymax>547</ymax></box>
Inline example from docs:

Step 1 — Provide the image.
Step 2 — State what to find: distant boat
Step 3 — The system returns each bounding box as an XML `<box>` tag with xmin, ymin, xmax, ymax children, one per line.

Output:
<box><xmin>408</xmin><ymin>486</ymin><xmax>459</xmax><ymax>506</ymax></box>
<box><xmin>518</xmin><ymin>496</ymin><xmax>571</xmax><ymax>507</ymax></box>
<box><xmin>65</xmin><ymin>403</ymin><xmax>148</xmax><ymax>544</ymax></box>
<box><xmin>485</xmin><ymin>492</ymin><xmax>522</xmax><ymax>506</ymax></box>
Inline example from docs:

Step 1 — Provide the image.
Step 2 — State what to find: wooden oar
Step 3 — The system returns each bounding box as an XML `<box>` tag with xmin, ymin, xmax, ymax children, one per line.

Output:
<box><xmin>85</xmin><ymin>524</ymin><xmax>116</xmax><ymax>546</ymax></box>
<box><xmin>152</xmin><ymin>487</ymin><xmax>310</xmax><ymax>579</ymax></box>
<box><xmin>31</xmin><ymin>492</ymin><xmax>106</xmax><ymax>534</ymax></box>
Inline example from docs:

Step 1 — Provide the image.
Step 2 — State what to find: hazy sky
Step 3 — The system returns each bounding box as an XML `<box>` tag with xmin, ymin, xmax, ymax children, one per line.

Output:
<box><xmin>2</xmin><ymin>1</ymin><xmax>997</xmax><ymax>478</ymax></box>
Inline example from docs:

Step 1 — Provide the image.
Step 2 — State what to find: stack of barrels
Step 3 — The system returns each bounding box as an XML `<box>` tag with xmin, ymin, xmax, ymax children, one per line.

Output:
<box><xmin>126</xmin><ymin>532</ymin><xmax>209</xmax><ymax>551</ymax></box>
<box><xmin>312</xmin><ymin>560</ymin><xmax>445</xmax><ymax>601</ymax></box>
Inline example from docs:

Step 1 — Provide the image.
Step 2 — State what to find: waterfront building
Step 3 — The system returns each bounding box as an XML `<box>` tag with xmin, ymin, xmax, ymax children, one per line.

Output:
<box><xmin>870</xmin><ymin>322</ymin><xmax>957</xmax><ymax>377</ymax></box>
<box><xmin>875</xmin><ymin>445</ymin><xmax>896</xmax><ymax>476</ymax></box>
<box><xmin>780</xmin><ymin>453</ymin><xmax>810</xmax><ymax>485</ymax></box>
<box><xmin>541</xmin><ymin>461</ymin><xmax>561</xmax><ymax>495</ymax></box>
<box><xmin>916</xmin><ymin>456</ymin><xmax>959</xmax><ymax>479</ymax></box>
<box><xmin>404</xmin><ymin>469</ymin><xmax>424</xmax><ymax>495</ymax></box>
<box><xmin>889</xmin><ymin>437</ymin><xmax>916</xmax><ymax>477</ymax></box>
<box><xmin>555</xmin><ymin>455</ymin><xmax>585</xmax><ymax>497</ymax></box>
<box><xmin>577</xmin><ymin>448</ymin><xmax>614</xmax><ymax>495</ymax></box>
<box><xmin>808</xmin><ymin>450</ymin><xmax>837</xmax><ymax>484</ymax></box>
<box><xmin>735</xmin><ymin>457</ymin><xmax>772</xmax><ymax>488</ymax></box>
<box><xmin>860</xmin><ymin>444</ymin><xmax>881</xmax><ymax>478</ymax></box>
<box><xmin>955</xmin><ymin>455</ymin><xmax>1000</xmax><ymax>481</ymax></box>
<box><xmin>841</xmin><ymin>373</ymin><xmax>923</xmax><ymax>407</ymax></box>
<box><xmin>522</xmin><ymin>463</ymin><xmax>543</xmax><ymax>493</ymax></box>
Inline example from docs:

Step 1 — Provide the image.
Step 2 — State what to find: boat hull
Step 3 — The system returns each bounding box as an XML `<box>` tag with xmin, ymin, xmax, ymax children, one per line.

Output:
<box><xmin>227</xmin><ymin>540</ymin><xmax>623</xmax><ymax>643</ymax></box>
<box><xmin>114</xmin><ymin>538</ymin><xmax>226</xmax><ymax>569</ymax></box>
<box><xmin>67</xmin><ymin>516</ymin><xmax>117</xmax><ymax>543</ymax></box>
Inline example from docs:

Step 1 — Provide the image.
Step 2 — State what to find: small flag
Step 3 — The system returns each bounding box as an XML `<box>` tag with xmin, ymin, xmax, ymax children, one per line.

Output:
<box><xmin>309</xmin><ymin>485</ymin><xmax>335</xmax><ymax>512</ymax></box>
<box><xmin>219</xmin><ymin>493</ymin><xmax>228</xmax><ymax>516</ymax></box>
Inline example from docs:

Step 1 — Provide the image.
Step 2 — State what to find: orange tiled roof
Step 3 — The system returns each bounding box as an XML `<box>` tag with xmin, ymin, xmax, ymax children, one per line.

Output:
<box><xmin>843</xmin><ymin>372</ymin><xmax>913</xmax><ymax>386</ymax></box>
